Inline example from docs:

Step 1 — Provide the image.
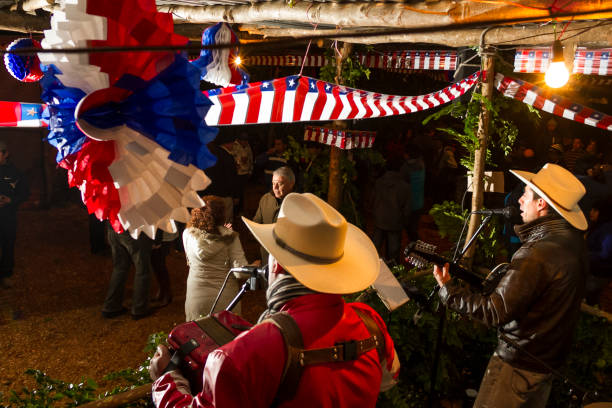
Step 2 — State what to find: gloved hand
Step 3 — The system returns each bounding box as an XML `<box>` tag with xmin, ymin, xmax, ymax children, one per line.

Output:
<box><xmin>149</xmin><ymin>345</ymin><xmax>171</xmax><ymax>381</ymax></box>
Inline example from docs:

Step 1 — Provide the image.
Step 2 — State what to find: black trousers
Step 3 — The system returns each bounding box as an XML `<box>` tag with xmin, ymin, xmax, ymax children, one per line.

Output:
<box><xmin>0</xmin><ymin>214</ymin><xmax>17</xmax><ymax>278</ymax></box>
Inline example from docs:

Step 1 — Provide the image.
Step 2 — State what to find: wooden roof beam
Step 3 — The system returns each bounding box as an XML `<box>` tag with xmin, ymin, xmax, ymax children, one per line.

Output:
<box><xmin>159</xmin><ymin>0</ymin><xmax>612</xmax><ymax>28</ymax></box>
<box><xmin>240</xmin><ymin>21</ymin><xmax>612</xmax><ymax>47</ymax></box>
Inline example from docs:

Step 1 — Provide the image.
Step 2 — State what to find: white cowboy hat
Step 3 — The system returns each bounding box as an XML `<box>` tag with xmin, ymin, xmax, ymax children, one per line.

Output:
<box><xmin>242</xmin><ymin>193</ymin><xmax>379</xmax><ymax>294</ymax></box>
<box><xmin>510</xmin><ymin>163</ymin><xmax>587</xmax><ymax>230</ymax></box>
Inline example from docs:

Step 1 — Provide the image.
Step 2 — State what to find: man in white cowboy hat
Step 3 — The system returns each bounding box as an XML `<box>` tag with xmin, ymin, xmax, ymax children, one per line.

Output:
<box><xmin>433</xmin><ymin>163</ymin><xmax>588</xmax><ymax>408</ymax></box>
<box><xmin>149</xmin><ymin>193</ymin><xmax>400</xmax><ymax>408</ymax></box>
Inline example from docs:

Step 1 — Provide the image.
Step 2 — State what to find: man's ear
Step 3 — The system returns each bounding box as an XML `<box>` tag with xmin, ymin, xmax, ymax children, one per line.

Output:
<box><xmin>536</xmin><ymin>198</ymin><xmax>549</xmax><ymax>213</ymax></box>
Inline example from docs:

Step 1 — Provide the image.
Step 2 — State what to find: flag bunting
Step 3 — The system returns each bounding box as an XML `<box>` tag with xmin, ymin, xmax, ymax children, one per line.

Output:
<box><xmin>204</xmin><ymin>71</ymin><xmax>480</xmax><ymax>126</ymax></box>
<box><xmin>494</xmin><ymin>73</ymin><xmax>612</xmax><ymax>131</ymax></box>
<box><xmin>514</xmin><ymin>48</ymin><xmax>552</xmax><ymax>73</ymax></box>
<box><xmin>0</xmin><ymin>102</ymin><xmax>46</xmax><ymax>127</ymax></box>
<box><xmin>573</xmin><ymin>48</ymin><xmax>612</xmax><ymax>76</ymax></box>
<box><xmin>304</xmin><ymin>126</ymin><xmax>375</xmax><ymax>150</ymax></box>
<box><xmin>246</xmin><ymin>51</ymin><xmax>457</xmax><ymax>71</ymax></box>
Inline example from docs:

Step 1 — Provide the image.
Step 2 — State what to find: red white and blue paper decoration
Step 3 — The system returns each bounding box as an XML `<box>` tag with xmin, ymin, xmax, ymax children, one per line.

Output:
<box><xmin>33</xmin><ymin>0</ymin><xmax>219</xmax><ymax>238</ymax></box>
<box><xmin>573</xmin><ymin>48</ymin><xmax>612</xmax><ymax>76</ymax></box>
<box><xmin>4</xmin><ymin>38</ymin><xmax>43</xmax><ymax>82</ymax></box>
<box><xmin>191</xmin><ymin>22</ymin><xmax>249</xmax><ymax>87</ymax></box>
<box><xmin>495</xmin><ymin>73</ymin><xmax>612</xmax><ymax>131</ymax></box>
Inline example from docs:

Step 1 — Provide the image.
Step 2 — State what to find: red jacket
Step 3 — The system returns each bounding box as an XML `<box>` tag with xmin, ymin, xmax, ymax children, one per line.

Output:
<box><xmin>152</xmin><ymin>293</ymin><xmax>399</xmax><ymax>407</ymax></box>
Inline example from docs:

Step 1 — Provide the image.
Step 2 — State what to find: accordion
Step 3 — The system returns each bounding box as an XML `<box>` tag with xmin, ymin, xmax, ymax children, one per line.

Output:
<box><xmin>167</xmin><ymin>311</ymin><xmax>253</xmax><ymax>393</ymax></box>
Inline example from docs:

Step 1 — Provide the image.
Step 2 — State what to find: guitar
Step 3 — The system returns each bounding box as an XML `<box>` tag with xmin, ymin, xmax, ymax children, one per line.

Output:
<box><xmin>404</xmin><ymin>240</ymin><xmax>509</xmax><ymax>294</ymax></box>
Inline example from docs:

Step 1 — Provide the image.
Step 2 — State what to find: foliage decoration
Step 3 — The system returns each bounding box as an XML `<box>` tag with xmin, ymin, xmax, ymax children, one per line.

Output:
<box><xmin>284</xmin><ymin>134</ymin><xmax>385</xmax><ymax>227</ymax></box>
<box><xmin>319</xmin><ymin>47</ymin><xmax>371</xmax><ymax>88</ymax></box>
<box><xmin>423</xmin><ymin>88</ymin><xmax>539</xmax><ymax>172</ymax></box>
<box><xmin>1</xmin><ymin>332</ymin><xmax>167</xmax><ymax>407</ymax></box>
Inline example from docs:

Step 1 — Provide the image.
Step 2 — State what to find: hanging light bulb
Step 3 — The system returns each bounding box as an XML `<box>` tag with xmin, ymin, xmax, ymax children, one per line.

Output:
<box><xmin>234</xmin><ymin>55</ymin><xmax>242</xmax><ymax>66</ymax></box>
<box><xmin>545</xmin><ymin>40</ymin><xmax>570</xmax><ymax>88</ymax></box>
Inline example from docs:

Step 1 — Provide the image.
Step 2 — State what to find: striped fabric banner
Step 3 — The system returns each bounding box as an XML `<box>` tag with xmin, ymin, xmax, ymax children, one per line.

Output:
<box><xmin>0</xmin><ymin>101</ymin><xmax>47</xmax><ymax>127</ymax></box>
<box><xmin>245</xmin><ymin>55</ymin><xmax>327</xmax><ymax>67</ymax></box>
<box><xmin>356</xmin><ymin>51</ymin><xmax>457</xmax><ymax>71</ymax></box>
<box><xmin>246</xmin><ymin>51</ymin><xmax>457</xmax><ymax>71</ymax></box>
<box><xmin>304</xmin><ymin>126</ymin><xmax>375</xmax><ymax>149</ymax></box>
<box><xmin>204</xmin><ymin>72</ymin><xmax>479</xmax><ymax>126</ymax></box>
<box><xmin>514</xmin><ymin>48</ymin><xmax>552</xmax><ymax>73</ymax></box>
<box><xmin>573</xmin><ymin>48</ymin><xmax>612</xmax><ymax>76</ymax></box>
<box><xmin>495</xmin><ymin>73</ymin><xmax>612</xmax><ymax>131</ymax></box>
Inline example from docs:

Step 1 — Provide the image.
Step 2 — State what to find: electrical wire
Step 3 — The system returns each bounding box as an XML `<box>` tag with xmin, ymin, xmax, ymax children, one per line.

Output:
<box><xmin>2</xmin><ymin>6</ymin><xmax>611</xmax><ymax>56</ymax></box>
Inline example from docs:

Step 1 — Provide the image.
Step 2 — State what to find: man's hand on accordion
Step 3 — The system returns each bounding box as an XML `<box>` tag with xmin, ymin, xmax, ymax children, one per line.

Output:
<box><xmin>149</xmin><ymin>345</ymin><xmax>171</xmax><ymax>381</ymax></box>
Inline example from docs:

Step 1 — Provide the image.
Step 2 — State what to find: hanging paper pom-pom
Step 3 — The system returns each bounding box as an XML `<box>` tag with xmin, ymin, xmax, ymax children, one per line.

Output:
<box><xmin>191</xmin><ymin>22</ymin><xmax>249</xmax><ymax>87</ymax></box>
<box><xmin>4</xmin><ymin>38</ymin><xmax>43</xmax><ymax>82</ymax></box>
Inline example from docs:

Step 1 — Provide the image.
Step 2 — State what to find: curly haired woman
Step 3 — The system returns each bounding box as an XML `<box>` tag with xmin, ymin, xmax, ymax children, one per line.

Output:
<box><xmin>183</xmin><ymin>196</ymin><xmax>249</xmax><ymax>321</ymax></box>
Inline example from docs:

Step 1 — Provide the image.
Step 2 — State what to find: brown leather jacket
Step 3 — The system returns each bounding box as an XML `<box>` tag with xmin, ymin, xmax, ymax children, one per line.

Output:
<box><xmin>439</xmin><ymin>215</ymin><xmax>587</xmax><ymax>372</ymax></box>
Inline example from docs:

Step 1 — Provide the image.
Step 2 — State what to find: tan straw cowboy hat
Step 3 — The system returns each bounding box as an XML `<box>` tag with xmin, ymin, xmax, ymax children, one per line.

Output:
<box><xmin>510</xmin><ymin>163</ymin><xmax>587</xmax><ymax>230</ymax></box>
<box><xmin>242</xmin><ymin>193</ymin><xmax>379</xmax><ymax>294</ymax></box>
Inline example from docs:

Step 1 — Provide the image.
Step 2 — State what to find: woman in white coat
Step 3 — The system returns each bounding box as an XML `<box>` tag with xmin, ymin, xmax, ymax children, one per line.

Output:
<box><xmin>183</xmin><ymin>196</ymin><xmax>248</xmax><ymax>321</ymax></box>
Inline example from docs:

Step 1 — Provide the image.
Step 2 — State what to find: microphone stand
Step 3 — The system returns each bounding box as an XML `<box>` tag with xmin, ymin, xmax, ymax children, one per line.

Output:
<box><xmin>427</xmin><ymin>214</ymin><xmax>492</xmax><ymax>408</ymax></box>
<box><xmin>210</xmin><ymin>266</ymin><xmax>267</xmax><ymax>314</ymax></box>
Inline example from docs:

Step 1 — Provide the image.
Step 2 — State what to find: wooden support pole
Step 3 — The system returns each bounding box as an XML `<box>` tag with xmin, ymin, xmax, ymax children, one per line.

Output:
<box><xmin>462</xmin><ymin>46</ymin><xmax>495</xmax><ymax>266</ymax></box>
<box><xmin>327</xmin><ymin>42</ymin><xmax>352</xmax><ymax>210</ymax></box>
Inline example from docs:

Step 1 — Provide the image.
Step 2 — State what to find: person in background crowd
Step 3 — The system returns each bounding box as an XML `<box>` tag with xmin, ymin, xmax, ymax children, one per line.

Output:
<box><xmin>0</xmin><ymin>140</ymin><xmax>29</xmax><ymax>289</ymax></box>
<box><xmin>585</xmin><ymin>198</ymin><xmax>612</xmax><ymax>306</ymax></box>
<box><xmin>564</xmin><ymin>137</ymin><xmax>586</xmax><ymax>173</ymax></box>
<box><xmin>149</xmin><ymin>193</ymin><xmax>400</xmax><ymax>407</ymax></box>
<box><xmin>182</xmin><ymin>196</ymin><xmax>250</xmax><ymax>321</ymax></box>
<box><xmin>228</xmin><ymin>131</ymin><xmax>254</xmax><ymax>216</ymax></box>
<box><xmin>255</xmin><ymin>136</ymin><xmax>289</xmax><ymax>187</ymax></box>
<box><xmin>252</xmin><ymin>166</ymin><xmax>295</xmax><ymax>263</ymax></box>
<box><xmin>201</xmin><ymin>134</ymin><xmax>239</xmax><ymax>223</ymax></box>
<box><xmin>432</xmin><ymin>138</ymin><xmax>459</xmax><ymax>203</ymax></box>
<box><xmin>102</xmin><ymin>225</ymin><xmax>154</xmax><ymax>320</ymax></box>
<box><xmin>546</xmin><ymin>143</ymin><xmax>566</xmax><ymax>168</ymax></box>
<box><xmin>575</xmin><ymin>163</ymin><xmax>612</xmax><ymax>219</ymax></box>
<box><xmin>372</xmin><ymin>157</ymin><xmax>411</xmax><ymax>265</ymax></box>
<box><xmin>401</xmin><ymin>144</ymin><xmax>425</xmax><ymax>241</ymax></box>
<box><xmin>151</xmin><ymin>229</ymin><xmax>178</xmax><ymax>307</ymax></box>
<box><xmin>89</xmin><ymin>214</ymin><xmax>109</xmax><ymax>255</ymax></box>
<box><xmin>433</xmin><ymin>163</ymin><xmax>588</xmax><ymax>408</ymax></box>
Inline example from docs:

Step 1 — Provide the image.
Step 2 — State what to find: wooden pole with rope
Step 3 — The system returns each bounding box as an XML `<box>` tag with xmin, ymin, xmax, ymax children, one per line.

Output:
<box><xmin>462</xmin><ymin>30</ymin><xmax>496</xmax><ymax>268</ymax></box>
<box><xmin>327</xmin><ymin>42</ymin><xmax>352</xmax><ymax>210</ymax></box>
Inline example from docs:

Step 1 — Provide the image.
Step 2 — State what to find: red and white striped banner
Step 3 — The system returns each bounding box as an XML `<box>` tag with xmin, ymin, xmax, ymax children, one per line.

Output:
<box><xmin>514</xmin><ymin>48</ymin><xmax>552</xmax><ymax>73</ymax></box>
<box><xmin>356</xmin><ymin>51</ymin><xmax>457</xmax><ymax>71</ymax></box>
<box><xmin>304</xmin><ymin>126</ymin><xmax>375</xmax><ymax>149</ymax></box>
<box><xmin>204</xmin><ymin>72</ymin><xmax>479</xmax><ymax>126</ymax></box>
<box><xmin>573</xmin><ymin>48</ymin><xmax>612</xmax><ymax>76</ymax></box>
<box><xmin>246</xmin><ymin>55</ymin><xmax>327</xmax><ymax>67</ymax></box>
<box><xmin>246</xmin><ymin>51</ymin><xmax>457</xmax><ymax>71</ymax></box>
<box><xmin>495</xmin><ymin>73</ymin><xmax>612</xmax><ymax>131</ymax></box>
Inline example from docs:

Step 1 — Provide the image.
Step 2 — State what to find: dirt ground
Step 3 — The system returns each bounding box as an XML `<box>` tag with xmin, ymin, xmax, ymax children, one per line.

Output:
<box><xmin>0</xmin><ymin>186</ymin><xmax>268</xmax><ymax>402</ymax></box>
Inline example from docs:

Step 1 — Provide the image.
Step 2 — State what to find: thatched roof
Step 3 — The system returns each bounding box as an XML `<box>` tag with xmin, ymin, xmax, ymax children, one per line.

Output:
<box><xmin>0</xmin><ymin>0</ymin><xmax>611</xmax><ymax>48</ymax></box>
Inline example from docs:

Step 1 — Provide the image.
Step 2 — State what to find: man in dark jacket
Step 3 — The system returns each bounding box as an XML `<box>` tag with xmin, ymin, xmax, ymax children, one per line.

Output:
<box><xmin>0</xmin><ymin>141</ymin><xmax>29</xmax><ymax>289</ymax></box>
<box><xmin>433</xmin><ymin>163</ymin><xmax>588</xmax><ymax>407</ymax></box>
<box><xmin>372</xmin><ymin>157</ymin><xmax>411</xmax><ymax>264</ymax></box>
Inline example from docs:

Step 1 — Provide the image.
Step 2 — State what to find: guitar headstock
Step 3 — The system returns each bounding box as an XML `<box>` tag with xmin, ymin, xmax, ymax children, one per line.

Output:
<box><xmin>404</xmin><ymin>240</ymin><xmax>438</xmax><ymax>269</ymax></box>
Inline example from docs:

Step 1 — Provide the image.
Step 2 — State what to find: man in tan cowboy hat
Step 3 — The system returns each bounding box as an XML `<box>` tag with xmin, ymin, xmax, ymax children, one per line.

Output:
<box><xmin>149</xmin><ymin>193</ymin><xmax>400</xmax><ymax>408</ymax></box>
<box><xmin>432</xmin><ymin>163</ymin><xmax>588</xmax><ymax>408</ymax></box>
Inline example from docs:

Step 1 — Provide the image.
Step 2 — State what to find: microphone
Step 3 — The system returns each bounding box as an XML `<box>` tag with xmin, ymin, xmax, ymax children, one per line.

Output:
<box><xmin>230</xmin><ymin>265</ymin><xmax>269</xmax><ymax>282</ymax></box>
<box><xmin>471</xmin><ymin>206</ymin><xmax>519</xmax><ymax>219</ymax></box>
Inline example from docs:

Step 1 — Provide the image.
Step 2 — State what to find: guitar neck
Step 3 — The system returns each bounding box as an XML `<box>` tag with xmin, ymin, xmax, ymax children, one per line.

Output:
<box><xmin>415</xmin><ymin>251</ymin><xmax>484</xmax><ymax>290</ymax></box>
